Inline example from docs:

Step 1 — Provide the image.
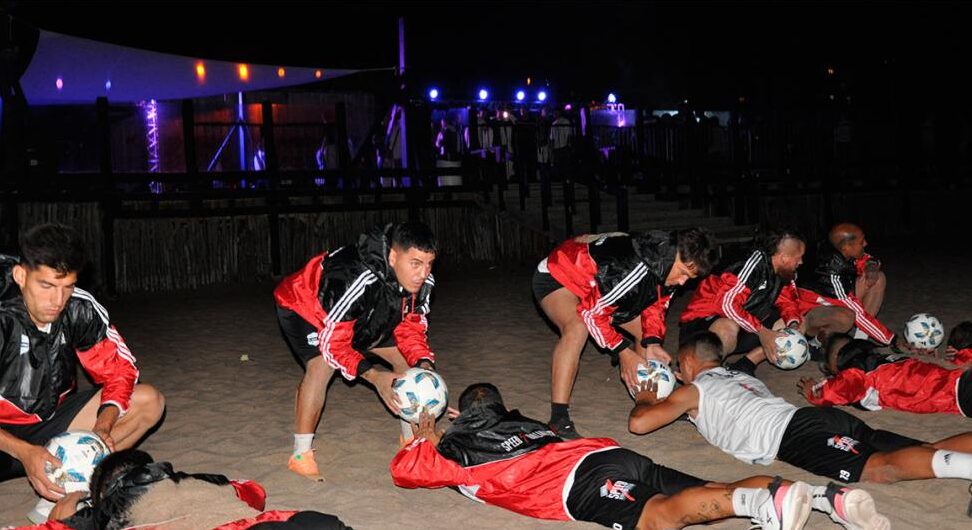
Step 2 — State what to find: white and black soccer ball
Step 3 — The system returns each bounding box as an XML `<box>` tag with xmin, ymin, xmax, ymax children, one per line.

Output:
<box><xmin>44</xmin><ymin>431</ymin><xmax>111</xmax><ymax>493</ymax></box>
<box><xmin>393</xmin><ymin>368</ymin><xmax>448</xmax><ymax>423</ymax></box>
<box><xmin>774</xmin><ymin>328</ymin><xmax>810</xmax><ymax>370</ymax></box>
<box><xmin>629</xmin><ymin>359</ymin><xmax>677</xmax><ymax>400</ymax></box>
<box><xmin>904</xmin><ymin>313</ymin><xmax>945</xmax><ymax>349</ymax></box>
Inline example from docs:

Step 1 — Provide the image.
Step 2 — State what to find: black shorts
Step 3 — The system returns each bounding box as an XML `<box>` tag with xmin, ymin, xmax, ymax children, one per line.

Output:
<box><xmin>0</xmin><ymin>387</ymin><xmax>100</xmax><ymax>482</ymax></box>
<box><xmin>957</xmin><ymin>369</ymin><xmax>972</xmax><ymax>417</ymax></box>
<box><xmin>679</xmin><ymin>309</ymin><xmax>781</xmax><ymax>355</ymax></box>
<box><xmin>566</xmin><ymin>447</ymin><xmax>706</xmax><ymax>530</ymax></box>
<box><xmin>276</xmin><ymin>306</ymin><xmax>394</xmax><ymax>365</ymax></box>
<box><xmin>532</xmin><ymin>268</ymin><xmax>565</xmax><ymax>302</ymax></box>
<box><xmin>776</xmin><ymin>407</ymin><xmax>923</xmax><ymax>483</ymax></box>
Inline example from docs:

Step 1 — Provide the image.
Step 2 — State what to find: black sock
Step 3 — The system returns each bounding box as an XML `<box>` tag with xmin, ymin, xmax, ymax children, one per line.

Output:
<box><xmin>550</xmin><ymin>403</ymin><xmax>570</xmax><ymax>423</ymax></box>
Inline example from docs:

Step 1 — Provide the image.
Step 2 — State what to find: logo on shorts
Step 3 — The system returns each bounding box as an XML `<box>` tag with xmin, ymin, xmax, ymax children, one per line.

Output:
<box><xmin>827</xmin><ymin>435</ymin><xmax>861</xmax><ymax>454</ymax></box>
<box><xmin>839</xmin><ymin>469</ymin><xmax>851</xmax><ymax>481</ymax></box>
<box><xmin>599</xmin><ymin>479</ymin><xmax>636</xmax><ymax>501</ymax></box>
<box><xmin>306</xmin><ymin>332</ymin><xmax>320</xmax><ymax>347</ymax></box>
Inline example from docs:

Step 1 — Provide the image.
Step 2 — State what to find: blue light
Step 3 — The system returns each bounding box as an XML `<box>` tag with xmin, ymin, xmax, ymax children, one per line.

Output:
<box><xmin>478</xmin><ymin>88</ymin><xmax>489</xmax><ymax>101</ymax></box>
<box><xmin>428</xmin><ymin>88</ymin><xmax>439</xmax><ymax>100</ymax></box>
<box><xmin>537</xmin><ymin>90</ymin><xmax>547</xmax><ymax>102</ymax></box>
<box><xmin>515</xmin><ymin>90</ymin><xmax>526</xmax><ymax>102</ymax></box>
<box><xmin>607</xmin><ymin>93</ymin><xmax>617</xmax><ymax>104</ymax></box>
<box><xmin>105</xmin><ymin>80</ymin><xmax>112</xmax><ymax>92</ymax></box>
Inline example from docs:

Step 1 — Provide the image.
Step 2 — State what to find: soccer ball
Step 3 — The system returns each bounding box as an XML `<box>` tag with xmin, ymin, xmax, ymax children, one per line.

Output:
<box><xmin>904</xmin><ymin>313</ymin><xmax>945</xmax><ymax>349</ymax></box>
<box><xmin>774</xmin><ymin>328</ymin><xmax>809</xmax><ymax>370</ymax></box>
<box><xmin>393</xmin><ymin>368</ymin><xmax>449</xmax><ymax>423</ymax></box>
<box><xmin>629</xmin><ymin>360</ymin><xmax>677</xmax><ymax>400</ymax></box>
<box><xmin>44</xmin><ymin>431</ymin><xmax>111</xmax><ymax>493</ymax></box>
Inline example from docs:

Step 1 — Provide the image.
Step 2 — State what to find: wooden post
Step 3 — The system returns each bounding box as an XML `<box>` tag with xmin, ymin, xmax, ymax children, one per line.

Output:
<box><xmin>182</xmin><ymin>99</ymin><xmax>198</xmax><ymax>177</ymax></box>
<box><xmin>262</xmin><ymin>100</ymin><xmax>281</xmax><ymax>276</ymax></box>
<box><xmin>96</xmin><ymin>97</ymin><xmax>112</xmax><ymax>189</ymax></box>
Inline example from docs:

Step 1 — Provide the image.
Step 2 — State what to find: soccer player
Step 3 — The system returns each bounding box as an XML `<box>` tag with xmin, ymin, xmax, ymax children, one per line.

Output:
<box><xmin>945</xmin><ymin>321</ymin><xmax>972</xmax><ymax>365</ymax></box>
<box><xmin>798</xmin><ymin>334</ymin><xmax>972</xmax><ymax>416</ymax></box>
<box><xmin>28</xmin><ymin>449</ymin><xmax>353</xmax><ymax>529</ymax></box>
<box><xmin>392</xmin><ymin>383</ymin><xmax>831</xmax><ymax>530</ymax></box>
<box><xmin>797</xmin><ymin>223</ymin><xmax>901</xmax><ymax>349</ymax></box>
<box><xmin>534</xmin><ymin>229</ymin><xmax>717</xmax><ymax>438</ymax></box>
<box><xmin>630</xmin><ymin>331</ymin><xmax>972</xmax><ymax>519</ymax></box>
<box><xmin>274</xmin><ymin>222</ymin><xmax>438</xmax><ymax>481</ymax></box>
<box><xmin>679</xmin><ymin>229</ymin><xmax>853</xmax><ymax>371</ymax></box>
<box><xmin>0</xmin><ymin>224</ymin><xmax>165</xmax><ymax>521</ymax></box>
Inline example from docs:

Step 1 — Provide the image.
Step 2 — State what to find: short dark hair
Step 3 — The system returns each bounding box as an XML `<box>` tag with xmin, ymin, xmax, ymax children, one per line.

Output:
<box><xmin>824</xmin><ymin>333</ymin><xmax>853</xmax><ymax>373</ymax></box>
<box><xmin>948</xmin><ymin>321</ymin><xmax>972</xmax><ymax>350</ymax></box>
<box><xmin>458</xmin><ymin>383</ymin><xmax>504</xmax><ymax>411</ymax></box>
<box><xmin>389</xmin><ymin>222</ymin><xmax>438</xmax><ymax>254</ymax></box>
<box><xmin>19</xmin><ymin>224</ymin><xmax>86</xmax><ymax>274</ymax></box>
<box><xmin>757</xmin><ymin>227</ymin><xmax>804</xmax><ymax>257</ymax></box>
<box><xmin>680</xmin><ymin>331</ymin><xmax>724</xmax><ymax>362</ymax></box>
<box><xmin>676</xmin><ymin>228</ymin><xmax>717</xmax><ymax>275</ymax></box>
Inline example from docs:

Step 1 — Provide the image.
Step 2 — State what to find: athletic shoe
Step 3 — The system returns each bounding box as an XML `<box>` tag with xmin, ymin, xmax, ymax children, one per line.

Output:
<box><xmin>26</xmin><ymin>498</ymin><xmax>55</xmax><ymax>524</ymax></box>
<box><xmin>750</xmin><ymin>477</ymin><xmax>812</xmax><ymax>530</ymax></box>
<box><xmin>548</xmin><ymin>417</ymin><xmax>582</xmax><ymax>440</ymax></box>
<box><xmin>288</xmin><ymin>450</ymin><xmax>325</xmax><ymax>482</ymax></box>
<box><xmin>823</xmin><ymin>482</ymin><xmax>890</xmax><ymax>530</ymax></box>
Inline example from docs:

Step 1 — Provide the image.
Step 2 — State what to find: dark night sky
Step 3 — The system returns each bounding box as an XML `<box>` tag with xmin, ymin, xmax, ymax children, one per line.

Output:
<box><xmin>8</xmin><ymin>1</ymin><xmax>972</xmax><ymax>107</ymax></box>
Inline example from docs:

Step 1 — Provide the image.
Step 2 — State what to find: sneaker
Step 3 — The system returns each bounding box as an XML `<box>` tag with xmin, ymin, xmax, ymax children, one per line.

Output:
<box><xmin>750</xmin><ymin>478</ymin><xmax>812</xmax><ymax>530</ymax></box>
<box><xmin>26</xmin><ymin>498</ymin><xmax>55</xmax><ymax>524</ymax></box>
<box><xmin>288</xmin><ymin>450</ymin><xmax>325</xmax><ymax>482</ymax></box>
<box><xmin>548</xmin><ymin>417</ymin><xmax>582</xmax><ymax>440</ymax></box>
<box><xmin>824</xmin><ymin>482</ymin><xmax>891</xmax><ymax>530</ymax></box>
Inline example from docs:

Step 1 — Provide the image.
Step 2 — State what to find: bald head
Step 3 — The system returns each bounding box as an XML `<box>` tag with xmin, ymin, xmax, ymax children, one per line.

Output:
<box><xmin>829</xmin><ymin>223</ymin><xmax>866</xmax><ymax>259</ymax></box>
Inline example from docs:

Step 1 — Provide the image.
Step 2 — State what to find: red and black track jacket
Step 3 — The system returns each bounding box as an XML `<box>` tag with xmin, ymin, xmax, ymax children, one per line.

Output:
<box><xmin>274</xmin><ymin>225</ymin><xmax>434</xmax><ymax>380</ymax></box>
<box><xmin>545</xmin><ymin>231</ymin><xmax>678</xmax><ymax>355</ymax></box>
<box><xmin>802</xmin><ymin>245</ymin><xmax>894</xmax><ymax>345</ymax></box>
<box><xmin>0</xmin><ymin>256</ymin><xmax>138</xmax><ymax>426</ymax></box>
<box><xmin>680</xmin><ymin>249</ymin><xmax>802</xmax><ymax>332</ymax></box>
<box><xmin>391</xmin><ymin>403</ymin><xmax>620</xmax><ymax>522</ymax></box>
<box><xmin>807</xmin><ymin>349</ymin><xmax>967</xmax><ymax>416</ymax></box>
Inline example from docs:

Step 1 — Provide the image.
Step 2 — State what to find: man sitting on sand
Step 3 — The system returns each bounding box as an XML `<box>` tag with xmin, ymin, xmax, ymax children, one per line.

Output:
<box><xmin>391</xmin><ymin>383</ymin><xmax>885</xmax><ymax>530</ymax></box>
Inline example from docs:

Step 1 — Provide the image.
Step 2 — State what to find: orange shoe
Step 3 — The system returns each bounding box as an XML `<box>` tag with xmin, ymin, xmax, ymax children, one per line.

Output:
<box><xmin>288</xmin><ymin>450</ymin><xmax>324</xmax><ymax>482</ymax></box>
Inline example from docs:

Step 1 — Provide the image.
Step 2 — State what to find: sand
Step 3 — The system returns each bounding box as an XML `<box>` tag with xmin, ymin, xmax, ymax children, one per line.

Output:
<box><xmin>2</xmin><ymin>246</ymin><xmax>971</xmax><ymax>529</ymax></box>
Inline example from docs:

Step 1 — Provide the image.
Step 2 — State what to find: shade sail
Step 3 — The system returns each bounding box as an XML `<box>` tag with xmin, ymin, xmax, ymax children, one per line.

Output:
<box><xmin>20</xmin><ymin>29</ymin><xmax>363</xmax><ymax>105</ymax></box>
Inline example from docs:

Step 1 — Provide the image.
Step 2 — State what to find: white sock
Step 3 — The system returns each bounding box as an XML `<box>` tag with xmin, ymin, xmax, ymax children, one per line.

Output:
<box><xmin>293</xmin><ymin>433</ymin><xmax>314</xmax><ymax>455</ymax></box>
<box><xmin>810</xmin><ymin>485</ymin><xmax>832</xmax><ymax>513</ymax></box>
<box><xmin>732</xmin><ymin>487</ymin><xmax>766</xmax><ymax>517</ymax></box>
<box><xmin>852</xmin><ymin>327</ymin><xmax>869</xmax><ymax>340</ymax></box>
<box><xmin>931</xmin><ymin>450</ymin><xmax>972</xmax><ymax>480</ymax></box>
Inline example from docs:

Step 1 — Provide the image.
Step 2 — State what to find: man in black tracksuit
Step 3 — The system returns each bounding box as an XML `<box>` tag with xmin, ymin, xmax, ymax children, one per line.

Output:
<box><xmin>274</xmin><ymin>222</ymin><xmax>438</xmax><ymax>481</ymax></box>
<box><xmin>0</xmin><ymin>224</ymin><xmax>164</xmax><ymax>518</ymax></box>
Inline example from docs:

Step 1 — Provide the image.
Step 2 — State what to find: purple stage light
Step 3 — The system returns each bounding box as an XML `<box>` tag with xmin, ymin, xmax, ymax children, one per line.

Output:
<box><xmin>478</xmin><ymin>88</ymin><xmax>489</xmax><ymax>101</ymax></box>
<box><xmin>515</xmin><ymin>90</ymin><xmax>525</xmax><ymax>102</ymax></box>
<box><xmin>428</xmin><ymin>87</ymin><xmax>439</xmax><ymax>100</ymax></box>
<box><xmin>55</xmin><ymin>77</ymin><xmax>63</xmax><ymax>90</ymax></box>
<box><xmin>105</xmin><ymin>80</ymin><xmax>112</xmax><ymax>92</ymax></box>
<box><xmin>564</xmin><ymin>104</ymin><xmax>572</xmax><ymax>110</ymax></box>
<box><xmin>537</xmin><ymin>90</ymin><xmax>547</xmax><ymax>102</ymax></box>
<box><xmin>607</xmin><ymin>93</ymin><xmax>617</xmax><ymax>104</ymax></box>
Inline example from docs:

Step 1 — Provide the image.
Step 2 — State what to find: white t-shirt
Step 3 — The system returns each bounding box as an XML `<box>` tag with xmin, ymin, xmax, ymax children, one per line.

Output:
<box><xmin>689</xmin><ymin>367</ymin><xmax>797</xmax><ymax>465</ymax></box>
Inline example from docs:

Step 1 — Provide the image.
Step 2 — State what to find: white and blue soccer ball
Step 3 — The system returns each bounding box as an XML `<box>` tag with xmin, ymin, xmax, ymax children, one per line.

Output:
<box><xmin>393</xmin><ymin>368</ymin><xmax>448</xmax><ymax>422</ymax></box>
<box><xmin>904</xmin><ymin>313</ymin><xmax>945</xmax><ymax>349</ymax></box>
<box><xmin>44</xmin><ymin>431</ymin><xmax>111</xmax><ymax>493</ymax></box>
<box><xmin>774</xmin><ymin>328</ymin><xmax>810</xmax><ymax>370</ymax></box>
<box><xmin>629</xmin><ymin>359</ymin><xmax>677</xmax><ymax>400</ymax></box>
